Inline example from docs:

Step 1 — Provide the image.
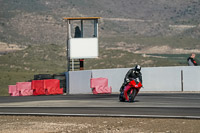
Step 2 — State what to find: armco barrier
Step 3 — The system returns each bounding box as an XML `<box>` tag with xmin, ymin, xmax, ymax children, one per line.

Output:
<box><xmin>68</xmin><ymin>66</ymin><xmax>200</xmax><ymax>94</ymax></box>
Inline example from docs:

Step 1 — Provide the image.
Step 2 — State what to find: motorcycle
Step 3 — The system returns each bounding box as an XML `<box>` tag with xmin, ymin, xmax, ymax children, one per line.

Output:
<box><xmin>119</xmin><ymin>79</ymin><xmax>142</xmax><ymax>102</ymax></box>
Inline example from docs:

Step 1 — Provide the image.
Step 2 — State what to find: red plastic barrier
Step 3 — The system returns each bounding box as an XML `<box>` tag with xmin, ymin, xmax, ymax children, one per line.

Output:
<box><xmin>8</xmin><ymin>85</ymin><xmax>20</xmax><ymax>96</ymax></box>
<box><xmin>9</xmin><ymin>85</ymin><xmax>17</xmax><ymax>95</ymax></box>
<box><xmin>90</xmin><ymin>78</ymin><xmax>108</xmax><ymax>88</ymax></box>
<box><xmin>31</xmin><ymin>80</ymin><xmax>45</xmax><ymax>95</ymax></box>
<box><xmin>8</xmin><ymin>79</ymin><xmax>63</xmax><ymax>96</ymax></box>
<box><xmin>11</xmin><ymin>91</ymin><xmax>20</xmax><ymax>96</ymax></box>
<box><xmin>16</xmin><ymin>82</ymin><xmax>33</xmax><ymax>96</ymax></box>
<box><xmin>20</xmin><ymin>89</ymin><xmax>33</xmax><ymax>96</ymax></box>
<box><xmin>56</xmin><ymin>88</ymin><xmax>64</xmax><ymax>95</ymax></box>
<box><xmin>44</xmin><ymin>79</ymin><xmax>63</xmax><ymax>95</ymax></box>
<box><xmin>90</xmin><ymin>78</ymin><xmax>112</xmax><ymax>94</ymax></box>
<box><xmin>92</xmin><ymin>86</ymin><xmax>112</xmax><ymax>94</ymax></box>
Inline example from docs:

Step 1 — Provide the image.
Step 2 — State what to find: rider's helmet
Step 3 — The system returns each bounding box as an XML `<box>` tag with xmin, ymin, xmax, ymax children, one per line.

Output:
<box><xmin>134</xmin><ymin>65</ymin><xmax>141</xmax><ymax>74</ymax></box>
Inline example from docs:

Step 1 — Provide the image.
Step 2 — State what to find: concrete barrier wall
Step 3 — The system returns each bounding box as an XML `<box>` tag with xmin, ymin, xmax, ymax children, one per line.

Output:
<box><xmin>92</xmin><ymin>67</ymin><xmax>182</xmax><ymax>92</ymax></box>
<box><xmin>69</xmin><ymin>70</ymin><xmax>92</xmax><ymax>94</ymax></box>
<box><xmin>183</xmin><ymin>66</ymin><xmax>200</xmax><ymax>91</ymax></box>
<box><xmin>141</xmin><ymin>67</ymin><xmax>182</xmax><ymax>91</ymax></box>
<box><xmin>68</xmin><ymin>66</ymin><xmax>200</xmax><ymax>94</ymax></box>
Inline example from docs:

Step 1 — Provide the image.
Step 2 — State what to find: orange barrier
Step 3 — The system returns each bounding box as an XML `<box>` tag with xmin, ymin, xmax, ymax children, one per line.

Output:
<box><xmin>44</xmin><ymin>79</ymin><xmax>63</xmax><ymax>95</ymax></box>
<box><xmin>32</xmin><ymin>80</ymin><xmax>45</xmax><ymax>95</ymax></box>
<box><xmin>90</xmin><ymin>78</ymin><xmax>112</xmax><ymax>94</ymax></box>
<box><xmin>8</xmin><ymin>85</ymin><xmax>20</xmax><ymax>96</ymax></box>
<box><xmin>9</xmin><ymin>80</ymin><xmax>63</xmax><ymax>96</ymax></box>
<box><xmin>32</xmin><ymin>79</ymin><xmax>63</xmax><ymax>96</ymax></box>
<box><xmin>16</xmin><ymin>82</ymin><xmax>33</xmax><ymax>96</ymax></box>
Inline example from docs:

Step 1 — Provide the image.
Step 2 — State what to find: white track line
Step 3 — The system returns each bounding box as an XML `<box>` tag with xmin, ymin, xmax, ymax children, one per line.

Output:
<box><xmin>0</xmin><ymin>112</ymin><xmax>200</xmax><ymax>119</ymax></box>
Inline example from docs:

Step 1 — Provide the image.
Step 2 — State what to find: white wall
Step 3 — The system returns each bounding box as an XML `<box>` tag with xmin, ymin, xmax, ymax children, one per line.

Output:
<box><xmin>68</xmin><ymin>66</ymin><xmax>200</xmax><ymax>94</ymax></box>
<box><xmin>142</xmin><ymin>67</ymin><xmax>182</xmax><ymax>91</ymax></box>
<box><xmin>183</xmin><ymin>66</ymin><xmax>200</xmax><ymax>91</ymax></box>
<box><xmin>69</xmin><ymin>70</ymin><xmax>92</xmax><ymax>94</ymax></box>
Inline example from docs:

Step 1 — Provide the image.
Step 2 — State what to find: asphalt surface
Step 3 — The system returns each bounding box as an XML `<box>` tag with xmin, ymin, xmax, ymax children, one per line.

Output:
<box><xmin>0</xmin><ymin>93</ymin><xmax>200</xmax><ymax>118</ymax></box>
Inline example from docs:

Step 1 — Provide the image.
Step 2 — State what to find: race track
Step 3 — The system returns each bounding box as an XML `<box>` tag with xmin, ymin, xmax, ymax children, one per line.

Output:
<box><xmin>0</xmin><ymin>93</ymin><xmax>200</xmax><ymax>119</ymax></box>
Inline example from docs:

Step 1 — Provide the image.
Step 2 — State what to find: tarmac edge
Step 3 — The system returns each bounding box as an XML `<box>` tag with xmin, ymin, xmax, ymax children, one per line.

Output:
<box><xmin>0</xmin><ymin>112</ymin><xmax>200</xmax><ymax>119</ymax></box>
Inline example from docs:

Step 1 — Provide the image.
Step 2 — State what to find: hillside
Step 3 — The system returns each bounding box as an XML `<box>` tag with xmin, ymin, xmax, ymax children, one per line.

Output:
<box><xmin>0</xmin><ymin>0</ymin><xmax>200</xmax><ymax>46</ymax></box>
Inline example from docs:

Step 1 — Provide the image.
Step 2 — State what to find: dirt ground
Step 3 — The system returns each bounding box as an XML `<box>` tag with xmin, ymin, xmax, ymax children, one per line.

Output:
<box><xmin>0</xmin><ymin>116</ymin><xmax>200</xmax><ymax>133</ymax></box>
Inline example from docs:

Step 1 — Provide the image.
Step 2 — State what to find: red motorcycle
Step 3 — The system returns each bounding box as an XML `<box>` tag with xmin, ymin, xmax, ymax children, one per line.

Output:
<box><xmin>119</xmin><ymin>79</ymin><xmax>142</xmax><ymax>102</ymax></box>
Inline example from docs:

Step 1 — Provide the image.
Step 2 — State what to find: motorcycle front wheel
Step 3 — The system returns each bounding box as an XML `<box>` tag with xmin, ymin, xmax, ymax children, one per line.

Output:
<box><xmin>119</xmin><ymin>92</ymin><xmax>125</xmax><ymax>102</ymax></box>
<box><xmin>129</xmin><ymin>89</ymin><xmax>137</xmax><ymax>102</ymax></box>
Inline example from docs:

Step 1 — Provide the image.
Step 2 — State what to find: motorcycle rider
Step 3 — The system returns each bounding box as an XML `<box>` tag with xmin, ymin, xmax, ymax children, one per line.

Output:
<box><xmin>120</xmin><ymin>65</ymin><xmax>142</xmax><ymax>92</ymax></box>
